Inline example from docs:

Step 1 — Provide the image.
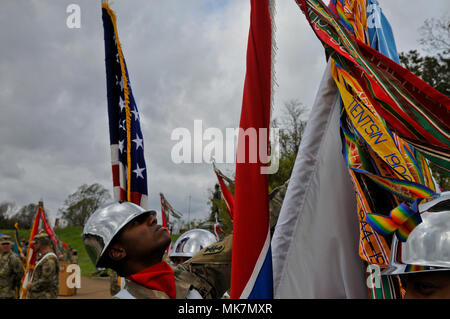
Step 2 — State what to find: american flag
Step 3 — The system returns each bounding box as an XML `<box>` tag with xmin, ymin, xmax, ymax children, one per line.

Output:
<box><xmin>102</xmin><ymin>3</ymin><xmax>148</xmax><ymax>208</ymax></box>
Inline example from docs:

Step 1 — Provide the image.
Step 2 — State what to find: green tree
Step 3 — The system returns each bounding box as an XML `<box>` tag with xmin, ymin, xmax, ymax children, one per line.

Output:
<box><xmin>399</xmin><ymin>15</ymin><xmax>449</xmax><ymax>96</ymax></box>
<box><xmin>205</xmin><ymin>99</ymin><xmax>308</xmax><ymax>233</ymax></box>
<box><xmin>0</xmin><ymin>201</ymin><xmax>16</xmax><ymax>229</ymax></box>
<box><xmin>207</xmin><ymin>182</ymin><xmax>234</xmax><ymax>235</ymax></box>
<box><xmin>399</xmin><ymin>16</ymin><xmax>450</xmax><ymax>186</ymax></box>
<box><xmin>58</xmin><ymin>183</ymin><xmax>111</xmax><ymax>227</ymax></box>
<box><xmin>268</xmin><ymin>99</ymin><xmax>308</xmax><ymax>191</ymax></box>
<box><xmin>12</xmin><ymin>203</ymin><xmax>38</xmax><ymax>229</ymax></box>
<box><xmin>399</xmin><ymin>50</ymin><xmax>449</xmax><ymax>96</ymax></box>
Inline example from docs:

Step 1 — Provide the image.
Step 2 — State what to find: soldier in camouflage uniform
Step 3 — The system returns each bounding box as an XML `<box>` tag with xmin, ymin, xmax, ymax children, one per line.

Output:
<box><xmin>0</xmin><ymin>235</ymin><xmax>24</xmax><ymax>299</ymax></box>
<box><xmin>26</xmin><ymin>233</ymin><xmax>59</xmax><ymax>299</ymax></box>
<box><xmin>71</xmin><ymin>249</ymin><xmax>78</xmax><ymax>264</ymax></box>
<box><xmin>83</xmin><ymin>202</ymin><xmax>231</xmax><ymax>299</ymax></box>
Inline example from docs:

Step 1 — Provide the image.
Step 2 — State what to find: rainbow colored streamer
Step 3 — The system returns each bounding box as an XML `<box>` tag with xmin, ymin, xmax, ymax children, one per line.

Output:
<box><xmin>351</xmin><ymin>168</ymin><xmax>435</xmax><ymax>203</ymax></box>
<box><xmin>404</xmin><ymin>264</ymin><xmax>430</xmax><ymax>273</ymax></box>
<box><xmin>367</xmin><ymin>202</ymin><xmax>422</xmax><ymax>242</ymax></box>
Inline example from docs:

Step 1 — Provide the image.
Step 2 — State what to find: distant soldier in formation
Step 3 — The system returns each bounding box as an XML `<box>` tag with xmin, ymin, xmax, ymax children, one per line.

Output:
<box><xmin>26</xmin><ymin>233</ymin><xmax>59</xmax><ymax>299</ymax></box>
<box><xmin>0</xmin><ymin>235</ymin><xmax>24</xmax><ymax>299</ymax></box>
<box><xmin>71</xmin><ymin>249</ymin><xmax>78</xmax><ymax>264</ymax></box>
<box><xmin>83</xmin><ymin>202</ymin><xmax>232</xmax><ymax>299</ymax></box>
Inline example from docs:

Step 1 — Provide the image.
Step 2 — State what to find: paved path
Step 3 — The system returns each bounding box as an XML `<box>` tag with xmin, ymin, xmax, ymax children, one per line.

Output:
<box><xmin>58</xmin><ymin>276</ymin><xmax>111</xmax><ymax>299</ymax></box>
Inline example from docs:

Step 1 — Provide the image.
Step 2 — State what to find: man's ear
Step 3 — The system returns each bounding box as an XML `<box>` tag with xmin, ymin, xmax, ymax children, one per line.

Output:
<box><xmin>108</xmin><ymin>243</ymin><xmax>126</xmax><ymax>261</ymax></box>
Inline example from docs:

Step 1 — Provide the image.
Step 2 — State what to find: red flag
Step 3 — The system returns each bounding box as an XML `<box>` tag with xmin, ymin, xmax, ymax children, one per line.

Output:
<box><xmin>213</xmin><ymin>165</ymin><xmax>234</xmax><ymax>220</ymax></box>
<box><xmin>40</xmin><ymin>206</ymin><xmax>63</xmax><ymax>254</ymax></box>
<box><xmin>231</xmin><ymin>0</ymin><xmax>274</xmax><ymax>299</ymax></box>
<box><xmin>159</xmin><ymin>193</ymin><xmax>182</xmax><ymax>232</ymax></box>
<box><xmin>20</xmin><ymin>203</ymin><xmax>43</xmax><ymax>299</ymax></box>
<box><xmin>160</xmin><ymin>193</ymin><xmax>170</xmax><ymax>232</ymax></box>
<box><xmin>214</xmin><ymin>222</ymin><xmax>225</xmax><ymax>241</ymax></box>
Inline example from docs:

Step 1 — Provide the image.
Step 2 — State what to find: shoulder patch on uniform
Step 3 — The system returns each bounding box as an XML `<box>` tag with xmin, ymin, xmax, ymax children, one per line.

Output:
<box><xmin>203</xmin><ymin>244</ymin><xmax>224</xmax><ymax>255</ymax></box>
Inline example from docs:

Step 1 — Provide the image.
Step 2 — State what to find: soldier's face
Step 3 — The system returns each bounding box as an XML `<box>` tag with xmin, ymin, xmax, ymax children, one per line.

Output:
<box><xmin>1</xmin><ymin>243</ymin><xmax>11</xmax><ymax>253</ymax></box>
<box><xmin>402</xmin><ymin>271</ymin><xmax>450</xmax><ymax>299</ymax></box>
<box><xmin>119</xmin><ymin>213</ymin><xmax>171</xmax><ymax>263</ymax></box>
<box><xmin>34</xmin><ymin>242</ymin><xmax>41</xmax><ymax>252</ymax></box>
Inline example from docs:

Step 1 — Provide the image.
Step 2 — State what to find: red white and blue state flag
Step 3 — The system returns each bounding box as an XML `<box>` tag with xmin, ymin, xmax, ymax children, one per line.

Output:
<box><xmin>102</xmin><ymin>2</ymin><xmax>148</xmax><ymax>208</ymax></box>
<box><xmin>231</xmin><ymin>0</ymin><xmax>274</xmax><ymax>299</ymax></box>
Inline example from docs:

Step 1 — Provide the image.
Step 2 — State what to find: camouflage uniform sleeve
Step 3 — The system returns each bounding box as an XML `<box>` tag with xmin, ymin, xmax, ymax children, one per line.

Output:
<box><xmin>174</xmin><ymin>235</ymin><xmax>232</xmax><ymax>299</ymax></box>
<box><xmin>11</xmin><ymin>255</ymin><xmax>24</xmax><ymax>287</ymax></box>
<box><xmin>29</xmin><ymin>258</ymin><xmax>58</xmax><ymax>293</ymax></box>
<box><xmin>109</xmin><ymin>270</ymin><xmax>121</xmax><ymax>296</ymax></box>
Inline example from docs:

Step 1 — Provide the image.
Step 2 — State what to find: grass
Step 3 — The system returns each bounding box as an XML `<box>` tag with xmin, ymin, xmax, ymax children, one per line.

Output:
<box><xmin>1</xmin><ymin>227</ymin><xmax>181</xmax><ymax>278</ymax></box>
<box><xmin>1</xmin><ymin>227</ymin><xmax>96</xmax><ymax>277</ymax></box>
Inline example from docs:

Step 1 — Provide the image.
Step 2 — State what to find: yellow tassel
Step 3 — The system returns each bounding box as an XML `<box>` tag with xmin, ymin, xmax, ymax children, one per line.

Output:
<box><xmin>104</xmin><ymin>4</ymin><xmax>132</xmax><ymax>201</ymax></box>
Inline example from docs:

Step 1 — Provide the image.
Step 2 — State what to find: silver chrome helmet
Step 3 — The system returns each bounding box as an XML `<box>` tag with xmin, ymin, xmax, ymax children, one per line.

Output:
<box><xmin>382</xmin><ymin>191</ymin><xmax>450</xmax><ymax>275</ymax></box>
<box><xmin>82</xmin><ymin>201</ymin><xmax>151</xmax><ymax>267</ymax></box>
<box><xmin>169</xmin><ymin>229</ymin><xmax>217</xmax><ymax>259</ymax></box>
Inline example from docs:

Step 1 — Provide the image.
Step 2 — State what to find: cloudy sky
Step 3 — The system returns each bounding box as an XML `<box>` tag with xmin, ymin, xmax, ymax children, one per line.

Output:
<box><xmin>0</xmin><ymin>0</ymin><xmax>448</xmax><ymax>226</ymax></box>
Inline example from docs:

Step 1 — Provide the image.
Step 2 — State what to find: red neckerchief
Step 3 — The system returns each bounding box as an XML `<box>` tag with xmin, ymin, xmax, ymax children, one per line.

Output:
<box><xmin>127</xmin><ymin>261</ymin><xmax>176</xmax><ymax>299</ymax></box>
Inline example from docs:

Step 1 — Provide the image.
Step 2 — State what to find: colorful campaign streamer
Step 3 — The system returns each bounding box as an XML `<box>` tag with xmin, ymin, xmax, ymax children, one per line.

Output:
<box><xmin>297</xmin><ymin>0</ymin><xmax>450</xmax><ymax>171</ymax></box>
<box><xmin>367</xmin><ymin>202</ymin><xmax>422</xmax><ymax>242</ymax></box>
<box><xmin>298</xmin><ymin>0</ymin><xmax>446</xmax><ymax>299</ymax></box>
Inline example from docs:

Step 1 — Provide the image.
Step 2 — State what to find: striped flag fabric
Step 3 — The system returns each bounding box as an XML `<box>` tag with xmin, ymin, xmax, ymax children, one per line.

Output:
<box><xmin>13</xmin><ymin>223</ymin><xmax>24</xmax><ymax>257</ymax></box>
<box><xmin>160</xmin><ymin>193</ymin><xmax>182</xmax><ymax>232</ymax></box>
<box><xmin>40</xmin><ymin>206</ymin><xmax>64</xmax><ymax>254</ymax></box>
<box><xmin>289</xmin><ymin>0</ymin><xmax>441</xmax><ymax>299</ymax></box>
<box><xmin>20</xmin><ymin>203</ymin><xmax>44</xmax><ymax>299</ymax></box>
<box><xmin>231</xmin><ymin>0</ymin><xmax>275</xmax><ymax>299</ymax></box>
<box><xmin>214</xmin><ymin>213</ymin><xmax>226</xmax><ymax>241</ymax></box>
<box><xmin>19</xmin><ymin>202</ymin><xmax>67</xmax><ymax>298</ymax></box>
<box><xmin>102</xmin><ymin>1</ymin><xmax>148</xmax><ymax>208</ymax></box>
<box><xmin>297</xmin><ymin>0</ymin><xmax>450</xmax><ymax>173</ymax></box>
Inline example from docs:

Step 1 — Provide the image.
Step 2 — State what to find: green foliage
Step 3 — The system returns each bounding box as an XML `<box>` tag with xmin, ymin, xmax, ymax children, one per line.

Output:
<box><xmin>54</xmin><ymin>227</ymin><xmax>96</xmax><ymax>276</ymax></box>
<box><xmin>429</xmin><ymin>163</ymin><xmax>450</xmax><ymax>190</ymax></box>
<box><xmin>399</xmin><ymin>16</ymin><xmax>450</xmax><ymax>186</ymax></box>
<box><xmin>0</xmin><ymin>226</ymin><xmax>97</xmax><ymax>277</ymax></box>
<box><xmin>399</xmin><ymin>50</ymin><xmax>449</xmax><ymax>96</ymax></box>
<box><xmin>269</xmin><ymin>99</ymin><xmax>307</xmax><ymax>191</ymax></box>
<box><xmin>0</xmin><ymin>202</ymin><xmax>15</xmax><ymax>229</ymax></box>
<box><xmin>13</xmin><ymin>203</ymin><xmax>38</xmax><ymax>229</ymax></box>
<box><xmin>58</xmin><ymin>183</ymin><xmax>111</xmax><ymax>227</ymax></box>
<box><xmin>0</xmin><ymin>202</ymin><xmax>42</xmax><ymax>229</ymax></box>
<box><xmin>268</xmin><ymin>151</ymin><xmax>296</xmax><ymax>193</ymax></box>
<box><xmin>205</xmin><ymin>100</ymin><xmax>307</xmax><ymax>233</ymax></box>
<box><xmin>0</xmin><ymin>227</ymin><xmax>185</xmax><ymax>278</ymax></box>
<box><xmin>207</xmin><ymin>183</ymin><xmax>234</xmax><ymax>235</ymax></box>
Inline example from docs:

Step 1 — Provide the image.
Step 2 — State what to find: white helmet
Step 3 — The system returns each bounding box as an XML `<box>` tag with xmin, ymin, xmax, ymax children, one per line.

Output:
<box><xmin>169</xmin><ymin>229</ymin><xmax>217</xmax><ymax>259</ymax></box>
<box><xmin>82</xmin><ymin>201</ymin><xmax>154</xmax><ymax>267</ymax></box>
<box><xmin>382</xmin><ymin>191</ymin><xmax>450</xmax><ymax>275</ymax></box>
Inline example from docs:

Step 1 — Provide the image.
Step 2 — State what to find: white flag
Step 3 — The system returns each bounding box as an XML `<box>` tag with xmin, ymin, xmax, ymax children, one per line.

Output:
<box><xmin>272</xmin><ymin>60</ymin><xmax>367</xmax><ymax>298</ymax></box>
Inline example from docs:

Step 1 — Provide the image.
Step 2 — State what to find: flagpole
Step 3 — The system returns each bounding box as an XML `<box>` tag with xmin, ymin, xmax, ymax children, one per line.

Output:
<box><xmin>187</xmin><ymin>195</ymin><xmax>191</xmax><ymax>228</ymax></box>
<box><xmin>20</xmin><ymin>202</ymin><xmax>43</xmax><ymax>299</ymax></box>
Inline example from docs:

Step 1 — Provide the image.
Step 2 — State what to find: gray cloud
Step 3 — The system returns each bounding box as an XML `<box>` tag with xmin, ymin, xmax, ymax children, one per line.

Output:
<box><xmin>0</xmin><ymin>0</ymin><xmax>447</xmax><ymax>226</ymax></box>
